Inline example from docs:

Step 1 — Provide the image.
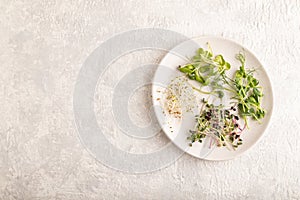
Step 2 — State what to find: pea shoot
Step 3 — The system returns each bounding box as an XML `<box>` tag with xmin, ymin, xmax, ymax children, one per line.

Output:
<box><xmin>230</xmin><ymin>52</ymin><xmax>266</xmax><ymax>127</ymax></box>
<box><xmin>178</xmin><ymin>44</ymin><xmax>231</xmax><ymax>98</ymax></box>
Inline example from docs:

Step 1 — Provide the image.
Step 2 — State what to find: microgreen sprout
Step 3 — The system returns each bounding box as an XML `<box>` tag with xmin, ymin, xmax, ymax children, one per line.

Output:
<box><xmin>188</xmin><ymin>100</ymin><xmax>245</xmax><ymax>150</ymax></box>
<box><xmin>178</xmin><ymin>43</ymin><xmax>231</xmax><ymax>98</ymax></box>
<box><xmin>175</xmin><ymin>45</ymin><xmax>266</xmax><ymax>149</ymax></box>
<box><xmin>178</xmin><ymin>46</ymin><xmax>266</xmax><ymax>130</ymax></box>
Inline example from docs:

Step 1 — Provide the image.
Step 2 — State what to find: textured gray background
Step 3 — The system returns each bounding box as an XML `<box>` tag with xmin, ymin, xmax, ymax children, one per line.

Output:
<box><xmin>1</xmin><ymin>0</ymin><xmax>300</xmax><ymax>199</ymax></box>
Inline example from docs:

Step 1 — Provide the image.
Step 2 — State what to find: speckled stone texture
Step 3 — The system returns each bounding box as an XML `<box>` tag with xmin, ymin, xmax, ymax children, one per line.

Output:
<box><xmin>0</xmin><ymin>0</ymin><xmax>300</xmax><ymax>199</ymax></box>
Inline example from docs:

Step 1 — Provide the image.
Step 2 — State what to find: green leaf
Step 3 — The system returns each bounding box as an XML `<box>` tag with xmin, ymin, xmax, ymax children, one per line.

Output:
<box><xmin>188</xmin><ymin>73</ymin><xmax>196</xmax><ymax>80</ymax></box>
<box><xmin>253</xmin><ymin>88</ymin><xmax>262</xmax><ymax>97</ymax></box>
<box><xmin>249</xmin><ymin>108</ymin><xmax>255</xmax><ymax>114</ymax></box>
<box><xmin>252</xmin><ymin>78</ymin><xmax>259</xmax><ymax>86</ymax></box>
<box><xmin>214</xmin><ymin>55</ymin><xmax>225</xmax><ymax>65</ymax></box>
<box><xmin>248</xmin><ymin>96</ymin><xmax>258</xmax><ymax>104</ymax></box>
<box><xmin>178</xmin><ymin>66</ymin><xmax>193</xmax><ymax>73</ymax></box>
<box><xmin>187</xmin><ymin>64</ymin><xmax>195</xmax><ymax>70</ymax></box>
<box><xmin>203</xmin><ymin>78</ymin><xmax>210</xmax><ymax>86</ymax></box>
<box><xmin>224</xmin><ymin>62</ymin><xmax>231</xmax><ymax>70</ymax></box>
<box><xmin>239</xmin><ymin>66</ymin><xmax>246</xmax><ymax>75</ymax></box>
<box><xmin>235</xmin><ymin>70</ymin><xmax>243</xmax><ymax>79</ymax></box>
<box><xmin>197</xmin><ymin>48</ymin><xmax>212</xmax><ymax>58</ymax></box>
<box><xmin>197</xmin><ymin>48</ymin><xmax>204</xmax><ymax>55</ymax></box>
<box><xmin>238</xmin><ymin>103</ymin><xmax>248</xmax><ymax>114</ymax></box>
<box><xmin>195</xmin><ymin>71</ymin><xmax>205</xmax><ymax>83</ymax></box>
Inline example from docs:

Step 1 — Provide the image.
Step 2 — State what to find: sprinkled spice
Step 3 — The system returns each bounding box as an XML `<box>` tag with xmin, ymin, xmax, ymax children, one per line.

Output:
<box><xmin>163</xmin><ymin>76</ymin><xmax>196</xmax><ymax>118</ymax></box>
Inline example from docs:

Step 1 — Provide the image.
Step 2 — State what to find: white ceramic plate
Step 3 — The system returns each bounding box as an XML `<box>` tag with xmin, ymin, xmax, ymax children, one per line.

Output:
<box><xmin>152</xmin><ymin>37</ymin><xmax>273</xmax><ymax>160</ymax></box>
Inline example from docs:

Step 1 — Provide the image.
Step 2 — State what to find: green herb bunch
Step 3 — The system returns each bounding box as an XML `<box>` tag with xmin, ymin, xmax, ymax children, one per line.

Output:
<box><xmin>178</xmin><ymin>46</ymin><xmax>231</xmax><ymax>98</ymax></box>
<box><xmin>188</xmin><ymin>99</ymin><xmax>243</xmax><ymax>149</ymax></box>
<box><xmin>178</xmin><ymin>45</ymin><xmax>266</xmax><ymax>130</ymax></box>
<box><xmin>231</xmin><ymin>53</ymin><xmax>266</xmax><ymax>127</ymax></box>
